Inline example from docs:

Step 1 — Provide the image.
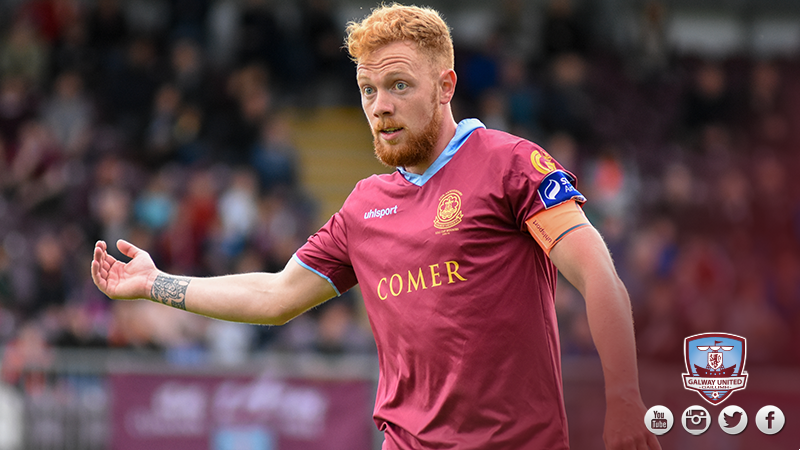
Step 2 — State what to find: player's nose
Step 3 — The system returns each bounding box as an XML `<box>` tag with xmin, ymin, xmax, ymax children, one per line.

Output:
<box><xmin>372</xmin><ymin>89</ymin><xmax>394</xmax><ymax>117</ymax></box>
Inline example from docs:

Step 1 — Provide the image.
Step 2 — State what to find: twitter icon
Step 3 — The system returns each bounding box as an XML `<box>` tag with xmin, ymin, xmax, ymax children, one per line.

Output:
<box><xmin>719</xmin><ymin>405</ymin><xmax>748</xmax><ymax>435</ymax></box>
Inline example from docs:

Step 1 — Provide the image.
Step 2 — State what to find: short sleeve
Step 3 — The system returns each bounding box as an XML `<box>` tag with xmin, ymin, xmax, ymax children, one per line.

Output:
<box><xmin>294</xmin><ymin>212</ymin><xmax>358</xmax><ymax>296</ymax></box>
<box><xmin>504</xmin><ymin>140</ymin><xmax>585</xmax><ymax>232</ymax></box>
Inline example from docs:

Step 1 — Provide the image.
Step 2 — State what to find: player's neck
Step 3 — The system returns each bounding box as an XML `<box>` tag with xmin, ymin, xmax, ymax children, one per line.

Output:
<box><xmin>402</xmin><ymin>115</ymin><xmax>458</xmax><ymax>175</ymax></box>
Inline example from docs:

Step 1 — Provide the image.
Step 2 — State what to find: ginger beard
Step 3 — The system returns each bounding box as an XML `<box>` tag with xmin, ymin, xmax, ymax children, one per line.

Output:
<box><xmin>372</xmin><ymin>89</ymin><xmax>442</xmax><ymax>168</ymax></box>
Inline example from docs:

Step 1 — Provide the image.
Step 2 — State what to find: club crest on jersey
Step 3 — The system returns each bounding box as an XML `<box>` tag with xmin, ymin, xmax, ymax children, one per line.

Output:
<box><xmin>682</xmin><ymin>333</ymin><xmax>748</xmax><ymax>405</ymax></box>
<box><xmin>531</xmin><ymin>149</ymin><xmax>557</xmax><ymax>174</ymax></box>
<box><xmin>434</xmin><ymin>189</ymin><xmax>463</xmax><ymax>231</ymax></box>
<box><xmin>537</xmin><ymin>170</ymin><xmax>585</xmax><ymax>209</ymax></box>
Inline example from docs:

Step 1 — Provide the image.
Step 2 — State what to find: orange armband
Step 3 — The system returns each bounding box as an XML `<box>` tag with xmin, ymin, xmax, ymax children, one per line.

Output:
<box><xmin>525</xmin><ymin>201</ymin><xmax>590</xmax><ymax>256</ymax></box>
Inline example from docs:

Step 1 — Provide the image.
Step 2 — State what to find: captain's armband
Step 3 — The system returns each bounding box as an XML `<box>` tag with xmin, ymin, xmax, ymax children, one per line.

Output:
<box><xmin>525</xmin><ymin>201</ymin><xmax>590</xmax><ymax>256</ymax></box>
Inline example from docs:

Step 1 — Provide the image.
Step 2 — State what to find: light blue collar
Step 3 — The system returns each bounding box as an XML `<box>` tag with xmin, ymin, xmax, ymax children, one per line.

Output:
<box><xmin>398</xmin><ymin>118</ymin><xmax>485</xmax><ymax>187</ymax></box>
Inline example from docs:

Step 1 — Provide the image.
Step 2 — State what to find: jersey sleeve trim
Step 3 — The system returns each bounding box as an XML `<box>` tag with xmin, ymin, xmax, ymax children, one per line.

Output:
<box><xmin>292</xmin><ymin>253</ymin><xmax>342</xmax><ymax>297</ymax></box>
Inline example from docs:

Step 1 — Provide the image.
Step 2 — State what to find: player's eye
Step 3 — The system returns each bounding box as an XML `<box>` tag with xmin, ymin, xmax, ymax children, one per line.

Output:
<box><xmin>395</xmin><ymin>81</ymin><xmax>408</xmax><ymax>90</ymax></box>
<box><xmin>362</xmin><ymin>86</ymin><xmax>374</xmax><ymax>96</ymax></box>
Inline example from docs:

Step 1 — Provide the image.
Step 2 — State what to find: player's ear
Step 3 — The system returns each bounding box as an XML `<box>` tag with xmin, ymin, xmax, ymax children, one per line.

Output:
<box><xmin>438</xmin><ymin>69</ymin><xmax>457</xmax><ymax>104</ymax></box>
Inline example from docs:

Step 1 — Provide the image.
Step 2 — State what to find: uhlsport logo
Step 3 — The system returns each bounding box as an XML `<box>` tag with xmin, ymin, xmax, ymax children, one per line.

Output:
<box><xmin>682</xmin><ymin>332</ymin><xmax>748</xmax><ymax>405</ymax></box>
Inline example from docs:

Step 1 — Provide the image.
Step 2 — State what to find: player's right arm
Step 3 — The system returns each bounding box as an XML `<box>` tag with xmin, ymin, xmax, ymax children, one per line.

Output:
<box><xmin>91</xmin><ymin>239</ymin><xmax>337</xmax><ymax>325</ymax></box>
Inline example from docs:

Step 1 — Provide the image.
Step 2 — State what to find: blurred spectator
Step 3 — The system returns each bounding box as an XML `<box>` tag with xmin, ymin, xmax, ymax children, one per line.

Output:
<box><xmin>144</xmin><ymin>83</ymin><xmax>182</xmax><ymax>165</ymax></box>
<box><xmin>208</xmin><ymin>63</ymin><xmax>271</xmax><ymax>164</ymax></box>
<box><xmin>673</xmin><ymin>237</ymin><xmax>736</xmax><ymax>333</ymax></box>
<box><xmin>216</xmin><ymin>168</ymin><xmax>260</xmax><ymax>261</ymax></box>
<box><xmin>477</xmin><ymin>88</ymin><xmax>509</xmax><ymax>132</ymax></box>
<box><xmin>0</xmin><ymin>246</ymin><xmax>14</xmax><ymax>312</ymax></box>
<box><xmin>300</xmin><ymin>0</ymin><xmax>353</xmax><ymax>104</ymax></box>
<box><xmin>768</xmin><ymin>250</ymin><xmax>800</xmax><ymax>364</ymax></box>
<box><xmin>623</xmin><ymin>218</ymin><xmax>678</xmax><ymax>302</ymax></box>
<box><xmin>101</xmin><ymin>35</ymin><xmax>163</xmax><ymax>140</ymax></box>
<box><xmin>627</xmin><ymin>0</ymin><xmax>669</xmax><ymax>83</ymax></box>
<box><xmin>238</xmin><ymin>0</ymin><xmax>282</xmax><ymax>69</ymax></box>
<box><xmin>49</xmin><ymin>302</ymin><xmax>108</xmax><ymax>348</ymax></box>
<box><xmin>169</xmin><ymin>38</ymin><xmax>210</xmax><ymax>107</ymax></box>
<box><xmin>541</xmin><ymin>0</ymin><xmax>589</xmax><ymax>59</ymax></box>
<box><xmin>0</xmin><ymin>136</ymin><xmax>7</xmax><ymax>181</ymax></box>
<box><xmin>499</xmin><ymin>55</ymin><xmax>543</xmax><ymax>138</ymax></box>
<box><xmin>134</xmin><ymin>167</ymin><xmax>177</xmax><ymax>233</ymax></box>
<box><xmin>6</xmin><ymin>120</ymin><xmax>67</xmax><ymax>212</ymax></box>
<box><xmin>735</xmin><ymin>60</ymin><xmax>793</xmax><ymax>152</ymax></box>
<box><xmin>680</xmin><ymin>60</ymin><xmax>733</xmax><ymax>137</ymax></box>
<box><xmin>206</xmin><ymin>0</ymin><xmax>240</xmax><ymax>69</ymax></box>
<box><xmin>250</xmin><ymin>116</ymin><xmax>298</xmax><ymax>193</ymax></box>
<box><xmin>313</xmin><ymin>300</ymin><xmax>373</xmax><ymax>355</ymax></box>
<box><xmin>544</xmin><ymin>132</ymin><xmax>579</xmax><ymax>174</ymax></box>
<box><xmin>541</xmin><ymin>52</ymin><xmax>592</xmax><ymax>140</ymax></box>
<box><xmin>166</xmin><ymin>0</ymin><xmax>209</xmax><ymax>45</ymax></box>
<box><xmin>15</xmin><ymin>0</ymin><xmax>81</xmax><ymax>44</ymax></box>
<box><xmin>554</xmin><ymin>278</ymin><xmax>596</xmax><ymax>356</ymax></box>
<box><xmin>171</xmin><ymin>103</ymin><xmax>208</xmax><ymax>164</ymax></box>
<box><xmin>456</xmin><ymin>31</ymin><xmax>502</xmax><ymax>107</ymax></box>
<box><xmin>41</xmin><ymin>70</ymin><xmax>93</xmax><ymax>157</ymax></box>
<box><xmin>636</xmin><ymin>282</ymin><xmax>686</xmax><ymax>363</ymax></box>
<box><xmin>252</xmin><ymin>192</ymin><xmax>308</xmax><ymax>272</ymax></box>
<box><xmin>581</xmin><ymin>146</ymin><xmax>639</xmax><ymax>230</ymax></box>
<box><xmin>159</xmin><ymin>168</ymin><xmax>219</xmax><ymax>275</ymax></box>
<box><xmin>0</xmin><ymin>19</ymin><xmax>49</xmax><ymax>88</ymax></box>
<box><xmin>654</xmin><ymin>162</ymin><xmax>707</xmax><ymax>230</ymax></box>
<box><xmin>88</xmin><ymin>156</ymin><xmax>141</xmax><ymax>260</ymax></box>
<box><xmin>723</xmin><ymin>270</ymin><xmax>791</xmax><ymax>365</ymax></box>
<box><xmin>29</xmin><ymin>232</ymin><xmax>69</xmax><ymax>315</ymax></box>
<box><xmin>49</xmin><ymin>18</ymin><xmax>97</xmax><ymax>81</ymax></box>
<box><xmin>0</xmin><ymin>77</ymin><xmax>39</xmax><ymax>152</ymax></box>
<box><xmin>714</xmin><ymin>166</ymin><xmax>752</xmax><ymax>232</ymax></box>
<box><xmin>276</xmin><ymin>293</ymin><xmax>373</xmax><ymax>355</ymax></box>
<box><xmin>494</xmin><ymin>0</ymin><xmax>538</xmax><ymax>61</ymax></box>
<box><xmin>92</xmin><ymin>185</ymin><xmax>133</xmax><ymax>257</ymax></box>
<box><xmin>85</xmin><ymin>0</ymin><xmax>128</xmax><ymax>85</ymax></box>
<box><xmin>206</xmin><ymin>319</ymin><xmax>256</xmax><ymax>365</ymax></box>
<box><xmin>1</xmin><ymin>322</ymin><xmax>52</xmax><ymax>393</ymax></box>
<box><xmin>108</xmin><ymin>299</ymin><xmax>205</xmax><ymax>351</ymax></box>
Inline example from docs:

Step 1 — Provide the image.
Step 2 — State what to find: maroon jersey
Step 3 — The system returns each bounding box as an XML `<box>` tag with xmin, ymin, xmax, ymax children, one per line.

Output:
<box><xmin>295</xmin><ymin>119</ymin><xmax>584</xmax><ymax>449</ymax></box>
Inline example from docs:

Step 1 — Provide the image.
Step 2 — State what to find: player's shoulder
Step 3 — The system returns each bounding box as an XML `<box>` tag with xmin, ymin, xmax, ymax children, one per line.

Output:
<box><xmin>465</xmin><ymin>127</ymin><xmax>544</xmax><ymax>166</ymax></box>
<box><xmin>469</xmin><ymin>127</ymin><xmax>541</xmax><ymax>154</ymax></box>
<box><xmin>342</xmin><ymin>172</ymin><xmax>402</xmax><ymax>205</ymax></box>
<box><xmin>352</xmin><ymin>172</ymin><xmax>402</xmax><ymax>191</ymax></box>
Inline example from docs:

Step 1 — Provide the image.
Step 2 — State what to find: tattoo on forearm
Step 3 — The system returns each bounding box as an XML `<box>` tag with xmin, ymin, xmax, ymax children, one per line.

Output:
<box><xmin>150</xmin><ymin>274</ymin><xmax>190</xmax><ymax>310</ymax></box>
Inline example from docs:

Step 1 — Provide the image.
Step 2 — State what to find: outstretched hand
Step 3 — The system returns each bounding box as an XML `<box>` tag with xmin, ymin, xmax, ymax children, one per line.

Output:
<box><xmin>91</xmin><ymin>239</ymin><xmax>158</xmax><ymax>301</ymax></box>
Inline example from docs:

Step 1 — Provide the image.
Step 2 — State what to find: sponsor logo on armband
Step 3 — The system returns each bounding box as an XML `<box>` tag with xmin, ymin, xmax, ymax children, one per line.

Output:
<box><xmin>537</xmin><ymin>170</ymin><xmax>585</xmax><ymax>209</ymax></box>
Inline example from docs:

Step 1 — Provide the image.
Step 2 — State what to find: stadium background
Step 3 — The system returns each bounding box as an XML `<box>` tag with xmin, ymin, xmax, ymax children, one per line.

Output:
<box><xmin>0</xmin><ymin>0</ymin><xmax>798</xmax><ymax>448</ymax></box>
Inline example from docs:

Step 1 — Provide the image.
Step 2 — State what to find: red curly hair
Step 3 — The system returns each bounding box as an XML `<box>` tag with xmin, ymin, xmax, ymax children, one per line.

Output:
<box><xmin>345</xmin><ymin>3</ymin><xmax>454</xmax><ymax>71</ymax></box>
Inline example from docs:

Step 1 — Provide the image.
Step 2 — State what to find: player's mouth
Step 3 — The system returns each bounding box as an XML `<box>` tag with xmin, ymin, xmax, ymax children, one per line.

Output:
<box><xmin>379</xmin><ymin>127</ymin><xmax>404</xmax><ymax>140</ymax></box>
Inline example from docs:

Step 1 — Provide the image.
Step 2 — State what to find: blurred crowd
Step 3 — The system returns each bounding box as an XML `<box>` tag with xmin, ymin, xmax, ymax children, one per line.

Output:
<box><xmin>0</xmin><ymin>0</ymin><xmax>799</xmax><ymax>387</ymax></box>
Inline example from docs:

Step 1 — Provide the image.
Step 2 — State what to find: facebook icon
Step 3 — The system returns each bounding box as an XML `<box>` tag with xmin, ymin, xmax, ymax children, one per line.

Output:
<box><xmin>755</xmin><ymin>406</ymin><xmax>785</xmax><ymax>435</ymax></box>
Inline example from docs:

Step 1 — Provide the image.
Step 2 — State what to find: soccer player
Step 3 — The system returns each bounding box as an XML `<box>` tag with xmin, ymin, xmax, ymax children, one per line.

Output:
<box><xmin>91</xmin><ymin>4</ymin><xmax>660</xmax><ymax>449</ymax></box>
